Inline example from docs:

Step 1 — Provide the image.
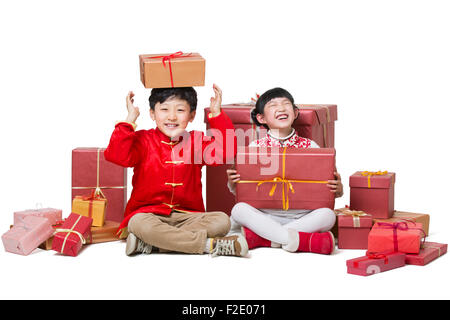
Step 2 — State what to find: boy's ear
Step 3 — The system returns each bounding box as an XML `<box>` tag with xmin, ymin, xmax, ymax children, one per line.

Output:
<box><xmin>256</xmin><ymin>113</ymin><xmax>266</xmax><ymax>124</ymax></box>
<box><xmin>149</xmin><ymin>108</ymin><xmax>156</xmax><ymax>121</ymax></box>
<box><xmin>294</xmin><ymin>108</ymin><xmax>299</xmax><ymax>120</ymax></box>
<box><xmin>189</xmin><ymin>110</ymin><xmax>196</xmax><ymax>122</ymax></box>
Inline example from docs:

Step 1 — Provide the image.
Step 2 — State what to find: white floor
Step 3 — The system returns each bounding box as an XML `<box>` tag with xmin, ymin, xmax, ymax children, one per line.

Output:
<box><xmin>2</xmin><ymin>233</ymin><xmax>449</xmax><ymax>300</ymax></box>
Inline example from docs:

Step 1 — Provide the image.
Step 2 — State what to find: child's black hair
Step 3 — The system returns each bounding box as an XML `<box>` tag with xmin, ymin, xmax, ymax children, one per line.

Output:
<box><xmin>250</xmin><ymin>87</ymin><xmax>297</xmax><ymax>129</ymax></box>
<box><xmin>149</xmin><ymin>87</ymin><xmax>197</xmax><ymax>112</ymax></box>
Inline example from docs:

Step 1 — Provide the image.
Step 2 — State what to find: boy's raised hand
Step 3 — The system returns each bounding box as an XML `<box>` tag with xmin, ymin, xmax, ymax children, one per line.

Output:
<box><xmin>209</xmin><ymin>84</ymin><xmax>222</xmax><ymax>117</ymax></box>
<box><xmin>125</xmin><ymin>91</ymin><xmax>140</xmax><ymax>124</ymax></box>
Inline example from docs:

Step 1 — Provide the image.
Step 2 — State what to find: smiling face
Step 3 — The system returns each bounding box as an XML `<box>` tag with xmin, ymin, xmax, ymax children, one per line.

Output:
<box><xmin>150</xmin><ymin>96</ymin><xmax>196</xmax><ymax>139</ymax></box>
<box><xmin>256</xmin><ymin>97</ymin><xmax>299</xmax><ymax>136</ymax></box>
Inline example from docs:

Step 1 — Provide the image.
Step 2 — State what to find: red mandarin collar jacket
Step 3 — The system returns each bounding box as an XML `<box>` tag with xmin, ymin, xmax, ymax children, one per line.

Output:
<box><xmin>104</xmin><ymin>111</ymin><xmax>236</xmax><ymax>233</ymax></box>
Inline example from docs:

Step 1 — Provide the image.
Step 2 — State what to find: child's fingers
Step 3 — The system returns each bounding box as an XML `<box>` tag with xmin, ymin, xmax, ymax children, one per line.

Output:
<box><xmin>326</xmin><ymin>183</ymin><xmax>337</xmax><ymax>189</ymax></box>
<box><xmin>227</xmin><ymin>169</ymin><xmax>237</xmax><ymax>174</ymax></box>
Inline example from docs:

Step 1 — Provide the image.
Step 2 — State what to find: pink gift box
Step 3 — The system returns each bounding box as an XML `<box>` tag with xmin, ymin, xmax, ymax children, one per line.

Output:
<box><xmin>368</xmin><ymin>221</ymin><xmax>425</xmax><ymax>254</ymax></box>
<box><xmin>347</xmin><ymin>251</ymin><xmax>406</xmax><ymax>276</ymax></box>
<box><xmin>350</xmin><ymin>171</ymin><xmax>395</xmax><ymax>219</ymax></box>
<box><xmin>405</xmin><ymin>242</ymin><xmax>447</xmax><ymax>266</ymax></box>
<box><xmin>2</xmin><ymin>216</ymin><xmax>54</xmax><ymax>255</ymax></box>
<box><xmin>336</xmin><ymin>209</ymin><xmax>372</xmax><ymax>249</ymax></box>
<box><xmin>14</xmin><ymin>207</ymin><xmax>62</xmax><ymax>226</ymax></box>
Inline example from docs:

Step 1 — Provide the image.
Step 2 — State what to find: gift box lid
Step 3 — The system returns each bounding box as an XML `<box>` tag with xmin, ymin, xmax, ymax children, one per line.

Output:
<box><xmin>337</xmin><ymin>210</ymin><xmax>372</xmax><ymax>228</ymax></box>
<box><xmin>349</xmin><ymin>171</ymin><xmax>395</xmax><ymax>189</ymax></box>
<box><xmin>204</xmin><ymin>104</ymin><xmax>337</xmax><ymax>126</ymax></box>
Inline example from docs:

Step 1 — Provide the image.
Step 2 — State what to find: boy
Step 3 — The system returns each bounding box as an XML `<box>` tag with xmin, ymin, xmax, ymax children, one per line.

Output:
<box><xmin>105</xmin><ymin>84</ymin><xmax>248</xmax><ymax>257</ymax></box>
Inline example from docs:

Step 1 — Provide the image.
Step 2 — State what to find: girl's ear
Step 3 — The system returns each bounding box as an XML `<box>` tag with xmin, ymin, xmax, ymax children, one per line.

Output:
<box><xmin>293</xmin><ymin>107</ymin><xmax>299</xmax><ymax>120</ymax></box>
<box><xmin>256</xmin><ymin>113</ymin><xmax>266</xmax><ymax>124</ymax></box>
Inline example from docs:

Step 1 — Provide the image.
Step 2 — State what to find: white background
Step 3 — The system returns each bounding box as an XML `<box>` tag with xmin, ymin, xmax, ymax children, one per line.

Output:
<box><xmin>1</xmin><ymin>0</ymin><xmax>449</xmax><ymax>300</ymax></box>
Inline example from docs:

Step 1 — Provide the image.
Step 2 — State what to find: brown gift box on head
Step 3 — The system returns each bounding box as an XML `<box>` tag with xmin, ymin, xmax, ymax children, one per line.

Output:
<box><xmin>72</xmin><ymin>148</ymin><xmax>127</xmax><ymax>223</ymax></box>
<box><xmin>204</xmin><ymin>102</ymin><xmax>338</xmax><ymax>215</ymax></box>
<box><xmin>139</xmin><ymin>52</ymin><xmax>205</xmax><ymax>88</ymax></box>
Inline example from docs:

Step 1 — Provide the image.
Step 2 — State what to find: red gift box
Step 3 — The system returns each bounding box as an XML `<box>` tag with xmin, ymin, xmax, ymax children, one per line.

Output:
<box><xmin>52</xmin><ymin>213</ymin><xmax>92</xmax><ymax>256</ymax></box>
<box><xmin>204</xmin><ymin>103</ymin><xmax>338</xmax><ymax>215</ymax></box>
<box><xmin>336</xmin><ymin>208</ymin><xmax>372</xmax><ymax>249</ymax></box>
<box><xmin>347</xmin><ymin>251</ymin><xmax>406</xmax><ymax>276</ymax></box>
<box><xmin>405</xmin><ymin>242</ymin><xmax>447</xmax><ymax>266</ymax></box>
<box><xmin>235</xmin><ymin>147</ymin><xmax>335</xmax><ymax>210</ymax></box>
<box><xmin>350</xmin><ymin>171</ymin><xmax>395</xmax><ymax>219</ymax></box>
<box><xmin>72</xmin><ymin>148</ymin><xmax>127</xmax><ymax>223</ymax></box>
<box><xmin>368</xmin><ymin>221</ymin><xmax>426</xmax><ymax>254</ymax></box>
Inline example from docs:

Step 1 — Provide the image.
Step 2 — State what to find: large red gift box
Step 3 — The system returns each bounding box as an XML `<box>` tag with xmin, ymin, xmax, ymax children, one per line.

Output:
<box><xmin>350</xmin><ymin>171</ymin><xmax>395</xmax><ymax>219</ymax></box>
<box><xmin>405</xmin><ymin>242</ymin><xmax>447</xmax><ymax>266</ymax></box>
<box><xmin>52</xmin><ymin>213</ymin><xmax>92</xmax><ymax>256</ymax></box>
<box><xmin>204</xmin><ymin>103</ymin><xmax>337</xmax><ymax>215</ymax></box>
<box><xmin>235</xmin><ymin>147</ymin><xmax>335</xmax><ymax>210</ymax></box>
<box><xmin>368</xmin><ymin>221</ymin><xmax>426</xmax><ymax>254</ymax></box>
<box><xmin>336</xmin><ymin>208</ymin><xmax>372</xmax><ymax>249</ymax></box>
<box><xmin>72</xmin><ymin>148</ymin><xmax>127</xmax><ymax>223</ymax></box>
<box><xmin>347</xmin><ymin>251</ymin><xmax>406</xmax><ymax>276</ymax></box>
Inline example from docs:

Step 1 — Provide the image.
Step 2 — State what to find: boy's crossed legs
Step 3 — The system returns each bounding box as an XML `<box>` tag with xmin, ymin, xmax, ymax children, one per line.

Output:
<box><xmin>127</xmin><ymin>210</ymin><xmax>248</xmax><ymax>257</ymax></box>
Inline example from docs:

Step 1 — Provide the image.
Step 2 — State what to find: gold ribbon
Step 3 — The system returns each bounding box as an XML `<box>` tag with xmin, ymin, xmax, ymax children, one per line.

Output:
<box><xmin>337</xmin><ymin>208</ymin><xmax>368</xmax><ymax>228</ymax></box>
<box><xmin>361</xmin><ymin>171</ymin><xmax>388</xmax><ymax>188</ymax></box>
<box><xmin>423</xmin><ymin>243</ymin><xmax>442</xmax><ymax>256</ymax></box>
<box><xmin>72</xmin><ymin>148</ymin><xmax>126</xmax><ymax>198</ymax></box>
<box><xmin>54</xmin><ymin>215</ymin><xmax>86</xmax><ymax>254</ymax></box>
<box><xmin>237</xmin><ymin>147</ymin><xmax>328</xmax><ymax>210</ymax></box>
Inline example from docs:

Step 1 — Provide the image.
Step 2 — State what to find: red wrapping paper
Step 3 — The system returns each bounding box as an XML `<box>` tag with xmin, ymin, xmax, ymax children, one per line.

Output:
<box><xmin>405</xmin><ymin>242</ymin><xmax>447</xmax><ymax>266</ymax></box>
<box><xmin>350</xmin><ymin>171</ymin><xmax>395</xmax><ymax>219</ymax></box>
<box><xmin>347</xmin><ymin>251</ymin><xmax>406</xmax><ymax>276</ymax></box>
<box><xmin>336</xmin><ymin>208</ymin><xmax>372</xmax><ymax>249</ymax></box>
<box><xmin>368</xmin><ymin>221</ymin><xmax>425</xmax><ymax>254</ymax></box>
<box><xmin>235</xmin><ymin>147</ymin><xmax>335</xmax><ymax>210</ymax></box>
<box><xmin>72</xmin><ymin>148</ymin><xmax>127</xmax><ymax>223</ymax></box>
<box><xmin>204</xmin><ymin>103</ymin><xmax>337</xmax><ymax>215</ymax></box>
<box><xmin>51</xmin><ymin>213</ymin><xmax>92</xmax><ymax>257</ymax></box>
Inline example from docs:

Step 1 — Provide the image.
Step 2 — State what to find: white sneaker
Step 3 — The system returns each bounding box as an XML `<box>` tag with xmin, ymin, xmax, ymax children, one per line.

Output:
<box><xmin>126</xmin><ymin>233</ymin><xmax>153</xmax><ymax>256</ymax></box>
<box><xmin>211</xmin><ymin>234</ymin><xmax>248</xmax><ymax>257</ymax></box>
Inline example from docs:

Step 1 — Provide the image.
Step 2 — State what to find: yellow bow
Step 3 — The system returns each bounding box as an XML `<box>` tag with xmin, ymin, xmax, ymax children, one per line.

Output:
<box><xmin>361</xmin><ymin>171</ymin><xmax>388</xmax><ymax>188</ymax></box>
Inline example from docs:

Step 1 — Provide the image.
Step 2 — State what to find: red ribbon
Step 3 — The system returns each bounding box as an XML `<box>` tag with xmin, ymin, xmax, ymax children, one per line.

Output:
<box><xmin>78</xmin><ymin>190</ymin><xmax>106</xmax><ymax>219</ymax></box>
<box><xmin>376</xmin><ymin>221</ymin><xmax>426</xmax><ymax>252</ymax></box>
<box><xmin>352</xmin><ymin>251</ymin><xmax>391</xmax><ymax>268</ymax></box>
<box><xmin>145</xmin><ymin>51</ymin><xmax>192</xmax><ymax>88</ymax></box>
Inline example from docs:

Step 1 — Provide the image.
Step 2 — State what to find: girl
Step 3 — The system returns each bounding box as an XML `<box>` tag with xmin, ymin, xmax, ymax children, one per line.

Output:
<box><xmin>227</xmin><ymin>87</ymin><xmax>343</xmax><ymax>255</ymax></box>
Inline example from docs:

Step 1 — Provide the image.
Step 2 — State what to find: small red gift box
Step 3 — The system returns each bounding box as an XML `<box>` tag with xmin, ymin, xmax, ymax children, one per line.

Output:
<box><xmin>405</xmin><ymin>242</ymin><xmax>447</xmax><ymax>266</ymax></box>
<box><xmin>347</xmin><ymin>251</ymin><xmax>406</xmax><ymax>276</ymax></box>
<box><xmin>368</xmin><ymin>221</ymin><xmax>426</xmax><ymax>254</ymax></box>
<box><xmin>204</xmin><ymin>103</ymin><xmax>338</xmax><ymax>216</ymax></box>
<box><xmin>72</xmin><ymin>148</ymin><xmax>127</xmax><ymax>223</ymax></box>
<box><xmin>350</xmin><ymin>171</ymin><xmax>395</xmax><ymax>219</ymax></box>
<box><xmin>52</xmin><ymin>213</ymin><xmax>92</xmax><ymax>256</ymax></box>
<box><xmin>336</xmin><ymin>208</ymin><xmax>372</xmax><ymax>249</ymax></box>
<box><xmin>236</xmin><ymin>147</ymin><xmax>335</xmax><ymax>210</ymax></box>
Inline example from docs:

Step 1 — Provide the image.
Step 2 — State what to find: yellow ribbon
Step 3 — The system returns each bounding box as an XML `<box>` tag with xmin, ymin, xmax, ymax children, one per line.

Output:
<box><xmin>54</xmin><ymin>215</ymin><xmax>87</xmax><ymax>254</ymax></box>
<box><xmin>237</xmin><ymin>147</ymin><xmax>329</xmax><ymax>210</ymax></box>
<box><xmin>361</xmin><ymin>171</ymin><xmax>388</xmax><ymax>188</ymax></box>
<box><xmin>72</xmin><ymin>148</ymin><xmax>126</xmax><ymax>198</ymax></box>
<box><xmin>336</xmin><ymin>208</ymin><xmax>368</xmax><ymax>228</ymax></box>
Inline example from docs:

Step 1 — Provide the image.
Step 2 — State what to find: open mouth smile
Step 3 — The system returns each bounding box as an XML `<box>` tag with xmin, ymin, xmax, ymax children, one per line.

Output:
<box><xmin>275</xmin><ymin>114</ymin><xmax>289</xmax><ymax>120</ymax></box>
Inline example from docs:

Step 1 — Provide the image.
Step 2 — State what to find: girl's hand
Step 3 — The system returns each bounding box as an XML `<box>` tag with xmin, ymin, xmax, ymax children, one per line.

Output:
<box><xmin>209</xmin><ymin>84</ymin><xmax>222</xmax><ymax>117</ymax></box>
<box><xmin>227</xmin><ymin>169</ymin><xmax>240</xmax><ymax>193</ymax></box>
<box><xmin>327</xmin><ymin>172</ymin><xmax>344</xmax><ymax>198</ymax></box>
<box><xmin>125</xmin><ymin>91</ymin><xmax>140</xmax><ymax>123</ymax></box>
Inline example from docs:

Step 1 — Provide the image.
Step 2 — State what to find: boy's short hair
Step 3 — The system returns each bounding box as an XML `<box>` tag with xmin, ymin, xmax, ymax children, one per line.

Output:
<box><xmin>251</xmin><ymin>87</ymin><xmax>297</xmax><ymax>129</ymax></box>
<box><xmin>149</xmin><ymin>87</ymin><xmax>197</xmax><ymax>112</ymax></box>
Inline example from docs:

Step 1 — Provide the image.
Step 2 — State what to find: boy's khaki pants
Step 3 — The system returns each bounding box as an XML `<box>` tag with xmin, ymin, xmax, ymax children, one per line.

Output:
<box><xmin>128</xmin><ymin>210</ymin><xmax>231</xmax><ymax>254</ymax></box>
